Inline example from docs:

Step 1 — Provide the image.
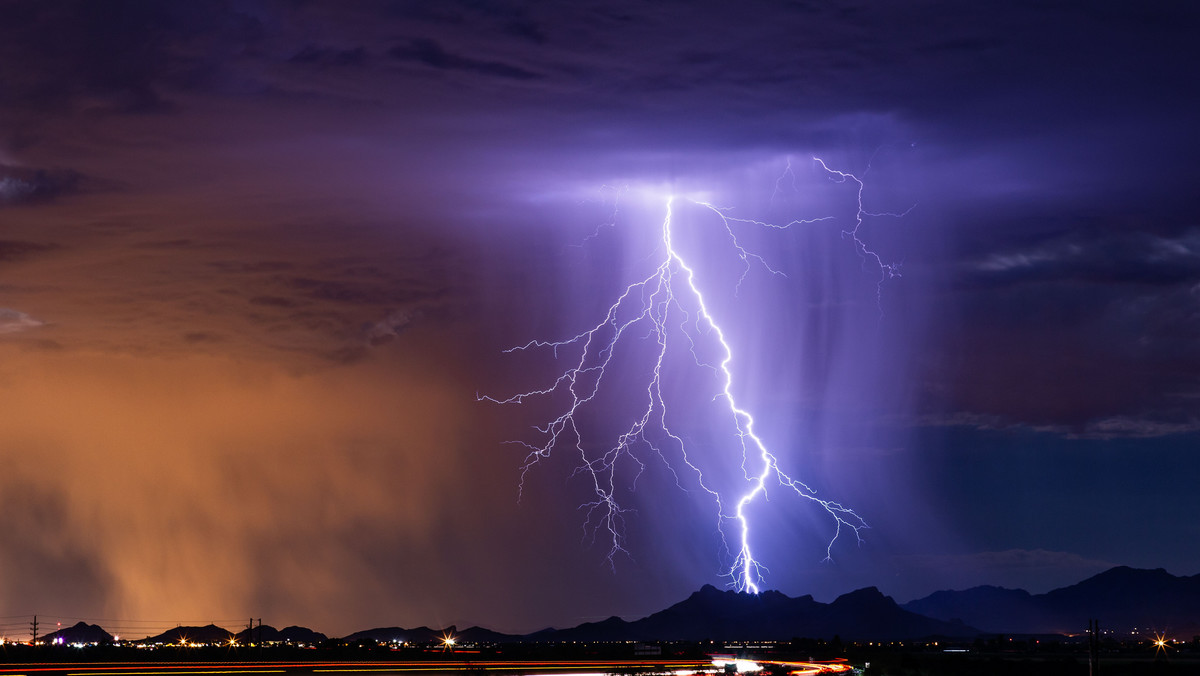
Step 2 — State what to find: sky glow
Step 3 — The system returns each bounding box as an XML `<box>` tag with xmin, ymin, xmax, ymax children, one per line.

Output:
<box><xmin>482</xmin><ymin>159</ymin><xmax>895</xmax><ymax>593</ymax></box>
<box><xmin>0</xmin><ymin>0</ymin><xmax>1196</xmax><ymax>637</ymax></box>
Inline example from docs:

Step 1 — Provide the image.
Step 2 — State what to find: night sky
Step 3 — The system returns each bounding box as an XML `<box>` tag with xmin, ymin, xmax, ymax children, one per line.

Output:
<box><xmin>1</xmin><ymin>1</ymin><xmax>1198</xmax><ymax>638</ymax></box>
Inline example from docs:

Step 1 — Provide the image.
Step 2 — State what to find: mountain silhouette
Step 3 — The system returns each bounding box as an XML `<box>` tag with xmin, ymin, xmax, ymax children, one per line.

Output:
<box><xmin>29</xmin><ymin>565</ymin><xmax>1198</xmax><ymax>645</ymax></box>
<box><xmin>903</xmin><ymin>566</ymin><xmax>1200</xmax><ymax>634</ymax></box>
<box><xmin>534</xmin><ymin>584</ymin><xmax>978</xmax><ymax>641</ymax></box>
<box><xmin>41</xmin><ymin>621</ymin><xmax>113</xmax><ymax>644</ymax></box>
<box><xmin>342</xmin><ymin>624</ymin><xmax>514</xmax><ymax>644</ymax></box>
<box><xmin>139</xmin><ymin>624</ymin><xmax>234</xmax><ymax>645</ymax></box>
<box><xmin>235</xmin><ymin>624</ymin><xmax>328</xmax><ymax>644</ymax></box>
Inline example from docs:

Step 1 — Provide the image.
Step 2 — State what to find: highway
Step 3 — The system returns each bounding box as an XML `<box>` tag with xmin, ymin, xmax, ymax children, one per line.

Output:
<box><xmin>0</xmin><ymin>658</ymin><xmax>852</xmax><ymax>676</ymax></box>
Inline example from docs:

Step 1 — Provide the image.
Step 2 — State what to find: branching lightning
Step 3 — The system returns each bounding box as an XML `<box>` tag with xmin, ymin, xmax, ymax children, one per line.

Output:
<box><xmin>481</xmin><ymin>157</ymin><xmax>905</xmax><ymax>593</ymax></box>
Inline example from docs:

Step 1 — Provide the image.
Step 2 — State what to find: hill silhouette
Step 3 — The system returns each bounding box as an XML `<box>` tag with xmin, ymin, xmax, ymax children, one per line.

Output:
<box><xmin>534</xmin><ymin>584</ymin><xmax>978</xmax><ymax>641</ymax></box>
<box><xmin>41</xmin><ymin>621</ymin><xmax>113</xmax><ymax>644</ymax></box>
<box><xmin>26</xmin><ymin>566</ymin><xmax>1198</xmax><ymax>644</ymax></box>
<box><xmin>343</xmin><ymin>624</ymin><xmax>514</xmax><ymax>644</ymax></box>
<box><xmin>234</xmin><ymin>624</ymin><xmax>328</xmax><ymax>644</ymax></box>
<box><xmin>139</xmin><ymin>624</ymin><xmax>234</xmax><ymax>645</ymax></box>
<box><xmin>902</xmin><ymin>566</ymin><xmax>1200</xmax><ymax>635</ymax></box>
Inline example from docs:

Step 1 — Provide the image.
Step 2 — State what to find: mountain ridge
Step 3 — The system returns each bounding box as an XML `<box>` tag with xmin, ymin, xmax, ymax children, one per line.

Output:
<box><xmin>32</xmin><ymin>565</ymin><xmax>1200</xmax><ymax>644</ymax></box>
<box><xmin>902</xmin><ymin>565</ymin><xmax>1200</xmax><ymax>635</ymax></box>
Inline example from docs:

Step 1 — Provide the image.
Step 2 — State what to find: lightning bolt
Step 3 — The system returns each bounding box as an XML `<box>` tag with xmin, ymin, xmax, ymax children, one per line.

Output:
<box><xmin>812</xmin><ymin>154</ymin><xmax>917</xmax><ymax>308</ymax></box>
<box><xmin>481</xmin><ymin>157</ymin><xmax>901</xmax><ymax>593</ymax></box>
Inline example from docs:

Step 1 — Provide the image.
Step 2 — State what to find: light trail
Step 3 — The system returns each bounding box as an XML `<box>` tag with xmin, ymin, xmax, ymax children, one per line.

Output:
<box><xmin>1</xmin><ymin>661</ymin><xmax>717</xmax><ymax>676</ymax></box>
<box><xmin>712</xmin><ymin>657</ymin><xmax>853</xmax><ymax>675</ymax></box>
<box><xmin>2</xmin><ymin>659</ymin><xmax>854</xmax><ymax>676</ymax></box>
<box><xmin>67</xmin><ymin>672</ymin><xmax>285</xmax><ymax>676</ymax></box>
<box><xmin>482</xmin><ymin>157</ymin><xmax>902</xmax><ymax>592</ymax></box>
<box><xmin>761</xmin><ymin>660</ymin><xmax>853</xmax><ymax>675</ymax></box>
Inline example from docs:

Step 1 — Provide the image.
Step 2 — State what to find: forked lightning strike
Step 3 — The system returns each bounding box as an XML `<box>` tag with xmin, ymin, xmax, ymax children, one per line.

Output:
<box><xmin>481</xmin><ymin>157</ymin><xmax>901</xmax><ymax>593</ymax></box>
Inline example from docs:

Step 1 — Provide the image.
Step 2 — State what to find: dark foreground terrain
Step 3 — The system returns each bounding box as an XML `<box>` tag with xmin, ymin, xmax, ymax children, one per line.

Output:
<box><xmin>2</xmin><ymin>636</ymin><xmax>1198</xmax><ymax>676</ymax></box>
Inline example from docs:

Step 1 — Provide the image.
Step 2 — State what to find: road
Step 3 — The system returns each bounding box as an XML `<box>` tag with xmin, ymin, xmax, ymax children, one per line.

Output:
<box><xmin>0</xmin><ymin>658</ymin><xmax>852</xmax><ymax>676</ymax></box>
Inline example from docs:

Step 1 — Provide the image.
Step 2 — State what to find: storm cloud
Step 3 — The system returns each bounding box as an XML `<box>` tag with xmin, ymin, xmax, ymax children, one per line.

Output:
<box><xmin>0</xmin><ymin>0</ymin><xmax>1196</xmax><ymax>637</ymax></box>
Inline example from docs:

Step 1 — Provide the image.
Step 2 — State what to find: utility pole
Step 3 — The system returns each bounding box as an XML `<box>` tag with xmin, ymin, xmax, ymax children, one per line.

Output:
<box><xmin>1088</xmin><ymin>618</ymin><xmax>1100</xmax><ymax>676</ymax></box>
<box><xmin>30</xmin><ymin>615</ymin><xmax>38</xmax><ymax>646</ymax></box>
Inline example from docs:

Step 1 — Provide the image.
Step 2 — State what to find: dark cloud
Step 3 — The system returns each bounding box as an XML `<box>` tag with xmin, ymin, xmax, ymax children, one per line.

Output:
<box><xmin>133</xmin><ymin>238</ymin><xmax>195</xmax><ymax>250</ymax></box>
<box><xmin>278</xmin><ymin>310</ymin><xmax>349</xmax><ymax>335</ymax></box>
<box><xmin>501</xmin><ymin>19</ymin><xmax>548</xmax><ymax>45</ymax></box>
<box><xmin>1</xmin><ymin>0</ymin><xmax>1197</xmax><ymax>634</ymax></box>
<box><xmin>21</xmin><ymin>337</ymin><xmax>65</xmax><ymax>351</ymax></box>
<box><xmin>388</xmin><ymin>38</ymin><xmax>541</xmax><ymax>80</ymax></box>
<box><xmin>0</xmin><ymin>2</ymin><xmax>166</xmax><ymax>112</ymax></box>
<box><xmin>0</xmin><ymin>1</ymin><xmax>268</xmax><ymax>112</ymax></box>
<box><xmin>965</xmin><ymin>229</ymin><xmax>1200</xmax><ymax>288</ymax></box>
<box><xmin>924</xmin><ymin>224</ymin><xmax>1200</xmax><ymax>434</ymax></box>
<box><xmin>283</xmin><ymin>275</ymin><xmax>425</xmax><ymax>305</ymax></box>
<box><xmin>318</xmin><ymin>344</ymin><xmax>369</xmax><ymax>365</ymax></box>
<box><xmin>0</xmin><ymin>165</ymin><xmax>81</xmax><ymax>205</ymax></box>
<box><xmin>248</xmin><ymin>295</ymin><xmax>300</xmax><ymax>308</ymax></box>
<box><xmin>1080</xmin><ymin>416</ymin><xmax>1200</xmax><ymax>440</ymax></box>
<box><xmin>183</xmin><ymin>331</ymin><xmax>223</xmax><ymax>344</ymax></box>
<box><xmin>209</xmin><ymin>260</ymin><xmax>295</xmax><ymax>274</ymax></box>
<box><xmin>0</xmin><ymin>239</ymin><xmax>57</xmax><ymax>261</ymax></box>
<box><xmin>289</xmin><ymin>45</ymin><xmax>368</xmax><ymax>67</ymax></box>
